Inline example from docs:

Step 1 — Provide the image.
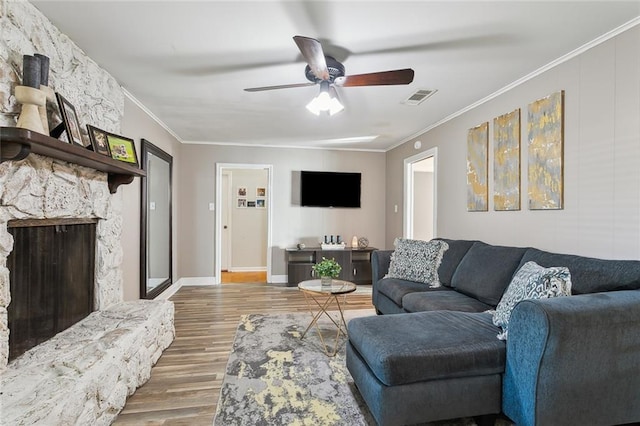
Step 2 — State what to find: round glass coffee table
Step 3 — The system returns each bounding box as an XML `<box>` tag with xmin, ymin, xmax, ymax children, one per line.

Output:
<box><xmin>297</xmin><ymin>279</ymin><xmax>357</xmax><ymax>356</ymax></box>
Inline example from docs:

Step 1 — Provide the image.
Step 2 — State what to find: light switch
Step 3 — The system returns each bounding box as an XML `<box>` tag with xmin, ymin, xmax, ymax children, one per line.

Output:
<box><xmin>150</xmin><ymin>202</ymin><xmax>156</xmax><ymax>210</ymax></box>
<box><xmin>209</xmin><ymin>203</ymin><xmax>215</xmax><ymax>211</ymax></box>
<box><xmin>394</xmin><ymin>204</ymin><xmax>398</xmax><ymax>213</ymax></box>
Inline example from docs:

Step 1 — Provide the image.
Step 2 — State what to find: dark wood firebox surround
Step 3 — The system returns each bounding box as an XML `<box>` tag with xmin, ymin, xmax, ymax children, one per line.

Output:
<box><xmin>7</xmin><ymin>218</ymin><xmax>97</xmax><ymax>360</ymax></box>
<box><xmin>0</xmin><ymin>127</ymin><xmax>145</xmax><ymax>193</ymax></box>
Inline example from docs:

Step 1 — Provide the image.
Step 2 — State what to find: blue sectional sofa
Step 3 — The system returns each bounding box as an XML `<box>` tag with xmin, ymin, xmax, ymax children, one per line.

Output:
<box><xmin>346</xmin><ymin>239</ymin><xmax>640</xmax><ymax>426</ymax></box>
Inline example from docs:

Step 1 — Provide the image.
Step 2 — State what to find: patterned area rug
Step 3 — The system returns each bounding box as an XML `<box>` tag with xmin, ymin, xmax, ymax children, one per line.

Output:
<box><xmin>214</xmin><ymin>310</ymin><xmax>376</xmax><ymax>426</ymax></box>
<box><xmin>214</xmin><ymin>311</ymin><xmax>512</xmax><ymax>426</ymax></box>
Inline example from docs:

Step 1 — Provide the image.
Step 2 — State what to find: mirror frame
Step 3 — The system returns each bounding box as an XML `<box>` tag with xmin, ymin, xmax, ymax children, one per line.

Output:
<box><xmin>140</xmin><ymin>139</ymin><xmax>173</xmax><ymax>299</ymax></box>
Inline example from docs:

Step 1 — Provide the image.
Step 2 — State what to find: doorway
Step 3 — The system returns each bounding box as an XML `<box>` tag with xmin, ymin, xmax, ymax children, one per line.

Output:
<box><xmin>215</xmin><ymin>164</ymin><xmax>273</xmax><ymax>284</ymax></box>
<box><xmin>404</xmin><ymin>148</ymin><xmax>437</xmax><ymax>240</ymax></box>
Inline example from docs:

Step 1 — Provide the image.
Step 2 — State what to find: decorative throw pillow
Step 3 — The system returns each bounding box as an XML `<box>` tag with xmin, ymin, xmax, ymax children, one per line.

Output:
<box><xmin>385</xmin><ymin>238</ymin><xmax>449</xmax><ymax>287</ymax></box>
<box><xmin>493</xmin><ymin>261</ymin><xmax>572</xmax><ymax>340</ymax></box>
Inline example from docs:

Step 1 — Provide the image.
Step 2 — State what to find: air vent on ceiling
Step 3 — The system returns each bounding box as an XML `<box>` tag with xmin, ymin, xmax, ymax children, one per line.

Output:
<box><xmin>402</xmin><ymin>89</ymin><xmax>437</xmax><ymax>106</ymax></box>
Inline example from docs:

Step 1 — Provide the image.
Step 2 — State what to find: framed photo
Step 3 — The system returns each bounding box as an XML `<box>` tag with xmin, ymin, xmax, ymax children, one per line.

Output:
<box><xmin>106</xmin><ymin>132</ymin><xmax>139</xmax><ymax>166</ymax></box>
<box><xmin>256</xmin><ymin>199</ymin><xmax>266</xmax><ymax>208</ymax></box>
<box><xmin>256</xmin><ymin>187</ymin><xmax>266</xmax><ymax>197</ymax></box>
<box><xmin>55</xmin><ymin>93</ymin><xmax>84</xmax><ymax>147</ymax></box>
<box><xmin>247</xmin><ymin>201</ymin><xmax>256</xmax><ymax>208</ymax></box>
<box><xmin>238</xmin><ymin>187</ymin><xmax>247</xmax><ymax>197</ymax></box>
<box><xmin>86</xmin><ymin>125</ymin><xmax>111</xmax><ymax>156</ymax></box>
<box><xmin>237</xmin><ymin>198</ymin><xmax>247</xmax><ymax>208</ymax></box>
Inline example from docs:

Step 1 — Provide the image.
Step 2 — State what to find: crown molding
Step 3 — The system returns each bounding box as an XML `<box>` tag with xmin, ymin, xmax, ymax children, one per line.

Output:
<box><xmin>121</xmin><ymin>88</ymin><xmax>184</xmax><ymax>143</ymax></box>
<box><xmin>386</xmin><ymin>16</ymin><xmax>640</xmax><ymax>152</ymax></box>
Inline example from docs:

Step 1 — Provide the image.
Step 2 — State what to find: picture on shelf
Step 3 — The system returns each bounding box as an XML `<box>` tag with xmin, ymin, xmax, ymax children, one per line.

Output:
<box><xmin>55</xmin><ymin>93</ymin><xmax>84</xmax><ymax>147</ymax></box>
<box><xmin>237</xmin><ymin>198</ymin><xmax>247</xmax><ymax>208</ymax></box>
<box><xmin>257</xmin><ymin>187</ymin><xmax>266</xmax><ymax>197</ymax></box>
<box><xmin>247</xmin><ymin>201</ymin><xmax>256</xmax><ymax>208</ymax></box>
<box><xmin>106</xmin><ymin>132</ymin><xmax>139</xmax><ymax>166</ymax></box>
<box><xmin>86</xmin><ymin>125</ymin><xmax>111</xmax><ymax>156</ymax></box>
<box><xmin>256</xmin><ymin>199</ymin><xmax>266</xmax><ymax>208</ymax></box>
<box><xmin>238</xmin><ymin>187</ymin><xmax>247</xmax><ymax>196</ymax></box>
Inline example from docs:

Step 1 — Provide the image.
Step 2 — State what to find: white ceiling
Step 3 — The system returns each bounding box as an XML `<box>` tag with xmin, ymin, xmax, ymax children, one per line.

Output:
<box><xmin>31</xmin><ymin>1</ymin><xmax>640</xmax><ymax>151</ymax></box>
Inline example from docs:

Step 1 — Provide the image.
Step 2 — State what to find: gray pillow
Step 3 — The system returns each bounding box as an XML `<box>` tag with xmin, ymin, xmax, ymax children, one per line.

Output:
<box><xmin>386</xmin><ymin>238</ymin><xmax>449</xmax><ymax>288</ymax></box>
<box><xmin>493</xmin><ymin>261</ymin><xmax>572</xmax><ymax>340</ymax></box>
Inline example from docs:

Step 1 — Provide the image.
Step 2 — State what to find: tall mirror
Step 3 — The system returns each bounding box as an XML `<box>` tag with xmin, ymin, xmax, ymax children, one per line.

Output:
<box><xmin>140</xmin><ymin>139</ymin><xmax>173</xmax><ymax>299</ymax></box>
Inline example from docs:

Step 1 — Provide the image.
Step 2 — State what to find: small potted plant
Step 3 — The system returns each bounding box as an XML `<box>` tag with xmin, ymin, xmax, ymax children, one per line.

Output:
<box><xmin>312</xmin><ymin>257</ymin><xmax>342</xmax><ymax>286</ymax></box>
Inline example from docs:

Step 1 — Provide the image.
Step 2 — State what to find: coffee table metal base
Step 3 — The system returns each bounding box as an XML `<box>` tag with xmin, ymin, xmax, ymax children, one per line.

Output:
<box><xmin>297</xmin><ymin>279</ymin><xmax>357</xmax><ymax>357</ymax></box>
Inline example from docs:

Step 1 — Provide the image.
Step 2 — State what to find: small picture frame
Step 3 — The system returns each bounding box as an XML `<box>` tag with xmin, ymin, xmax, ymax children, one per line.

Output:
<box><xmin>256</xmin><ymin>199</ymin><xmax>266</xmax><ymax>208</ymax></box>
<box><xmin>106</xmin><ymin>132</ymin><xmax>139</xmax><ymax>166</ymax></box>
<box><xmin>86</xmin><ymin>125</ymin><xmax>111</xmax><ymax>156</ymax></box>
<box><xmin>237</xmin><ymin>198</ymin><xmax>247</xmax><ymax>208</ymax></box>
<box><xmin>238</xmin><ymin>187</ymin><xmax>247</xmax><ymax>197</ymax></box>
<box><xmin>247</xmin><ymin>201</ymin><xmax>256</xmax><ymax>208</ymax></box>
<box><xmin>56</xmin><ymin>93</ymin><xmax>84</xmax><ymax>147</ymax></box>
<box><xmin>256</xmin><ymin>187</ymin><xmax>266</xmax><ymax>197</ymax></box>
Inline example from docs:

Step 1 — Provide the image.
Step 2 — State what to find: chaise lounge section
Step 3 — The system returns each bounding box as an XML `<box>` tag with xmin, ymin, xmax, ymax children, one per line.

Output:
<box><xmin>347</xmin><ymin>238</ymin><xmax>640</xmax><ymax>425</ymax></box>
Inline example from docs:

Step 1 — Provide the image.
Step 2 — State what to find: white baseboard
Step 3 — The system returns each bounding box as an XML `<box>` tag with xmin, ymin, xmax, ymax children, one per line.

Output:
<box><xmin>177</xmin><ymin>276</ymin><xmax>219</xmax><ymax>286</ymax></box>
<box><xmin>269</xmin><ymin>274</ymin><xmax>288</xmax><ymax>284</ymax></box>
<box><xmin>154</xmin><ymin>281</ymin><xmax>182</xmax><ymax>300</ymax></box>
<box><xmin>228</xmin><ymin>267</ymin><xmax>267</xmax><ymax>272</ymax></box>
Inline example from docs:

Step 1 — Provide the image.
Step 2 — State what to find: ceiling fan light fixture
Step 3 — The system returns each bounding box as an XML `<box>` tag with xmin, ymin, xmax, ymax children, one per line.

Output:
<box><xmin>306</xmin><ymin>81</ymin><xmax>344</xmax><ymax>116</ymax></box>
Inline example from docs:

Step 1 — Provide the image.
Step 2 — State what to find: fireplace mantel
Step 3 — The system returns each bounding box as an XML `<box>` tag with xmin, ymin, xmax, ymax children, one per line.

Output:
<box><xmin>1</xmin><ymin>127</ymin><xmax>145</xmax><ymax>193</ymax></box>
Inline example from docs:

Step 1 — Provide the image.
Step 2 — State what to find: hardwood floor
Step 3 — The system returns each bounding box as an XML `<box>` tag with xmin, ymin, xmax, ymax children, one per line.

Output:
<box><xmin>113</xmin><ymin>283</ymin><xmax>374</xmax><ymax>425</ymax></box>
<box><xmin>220</xmin><ymin>270</ymin><xmax>267</xmax><ymax>283</ymax></box>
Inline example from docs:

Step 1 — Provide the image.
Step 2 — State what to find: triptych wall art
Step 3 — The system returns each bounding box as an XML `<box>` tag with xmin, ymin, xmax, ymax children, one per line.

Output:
<box><xmin>466</xmin><ymin>122</ymin><xmax>489</xmax><ymax>211</ymax></box>
<box><xmin>466</xmin><ymin>90</ymin><xmax>564</xmax><ymax>212</ymax></box>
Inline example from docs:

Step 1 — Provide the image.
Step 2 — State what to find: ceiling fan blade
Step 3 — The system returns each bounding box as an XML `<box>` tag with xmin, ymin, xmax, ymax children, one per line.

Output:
<box><xmin>334</xmin><ymin>68</ymin><xmax>414</xmax><ymax>87</ymax></box>
<box><xmin>244</xmin><ymin>82</ymin><xmax>316</xmax><ymax>92</ymax></box>
<box><xmin>293</xmin><ymin>35</ymin><xmax>330</xmax><ymax>81</ymax></box>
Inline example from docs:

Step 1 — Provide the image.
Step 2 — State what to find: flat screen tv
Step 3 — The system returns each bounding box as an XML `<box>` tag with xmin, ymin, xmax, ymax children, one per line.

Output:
<box><xmin>300</xmin><ymin>171</ymin><xmax>361</xmax><ymax>208</ymax></box>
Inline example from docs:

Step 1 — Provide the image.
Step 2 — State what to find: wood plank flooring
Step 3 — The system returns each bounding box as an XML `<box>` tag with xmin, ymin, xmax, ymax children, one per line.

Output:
<box><xmin>113</xmin><ymin>283</ymin><xmax>374</xmax><ymax>425</ymax></box>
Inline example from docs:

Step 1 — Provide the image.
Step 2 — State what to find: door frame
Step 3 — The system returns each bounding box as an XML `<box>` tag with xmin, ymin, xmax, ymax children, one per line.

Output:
<box><xmin>221</xmin><ymin>170</ymin><xmax>232</xmax><ymax>271</ymax></box>
<box><xmin>403</xmin><ymin>147</ymin><xmax>438</xmax><ymax>239</ymax></box>
<box><xmin>215</xmin><ymin>163</ymin><xmax>273</xmax><ymax>284</ymax></box>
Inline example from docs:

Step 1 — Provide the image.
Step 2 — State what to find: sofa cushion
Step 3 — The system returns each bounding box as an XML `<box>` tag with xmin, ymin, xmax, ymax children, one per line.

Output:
<box><xmin>434</xmin><ymin>239</ymin><xmax>477</xmax><ymax>287</ymax></box>
<box><xmin>519</xmin><ymin>248</ymin><xmax>640</xmax><ymax>294</ymax></box>
<box><xmin>347</xmin><ymin>311</ymin><xmax>505</xmax><ymax>386</ymax></box>
<box><xmin>402</xmin><ymin>290</ymin><xmax>493</xmax><ymax>313</ymax></box>
<box><xmin>451</xmin><ymin>242</ymin><xmax>528</xmax><ymax>306</ymax></box>
<box><xmin>377</xmin><ymin>277</ymin><xmax>449</xmax><ymax>307</ymax></box>
<box><xmin>493</xmin><ymin>261</ymin><xmax>572</xmax><ymax>339</ymax></box>
<box><xmin>386</xmin><ymin>238</ymin><xmax>449</xmax><ymax>287</ymax></box>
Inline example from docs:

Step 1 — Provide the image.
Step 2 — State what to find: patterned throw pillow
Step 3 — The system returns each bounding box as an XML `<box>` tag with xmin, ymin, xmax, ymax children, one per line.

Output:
<box><xmin>386</xmin><ymin>238</ymin><xmax>449</xmax><ymax>287</ymax></box>
<box><xmin>493</xmin><ymin>261</ymin><xmax>572</xmax><ymax>340</ymax></box>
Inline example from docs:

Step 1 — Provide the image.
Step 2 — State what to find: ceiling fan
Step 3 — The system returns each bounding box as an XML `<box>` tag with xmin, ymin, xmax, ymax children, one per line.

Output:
<box><xmin>244</xmin><ymin>36</ymin><xmax>415</xmax><ymax>115</ymax></box>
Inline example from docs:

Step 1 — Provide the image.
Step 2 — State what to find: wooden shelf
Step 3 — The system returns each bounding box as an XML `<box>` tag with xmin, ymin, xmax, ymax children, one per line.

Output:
<box><xmin>1</xmin><ymin>127</ymin><xmax>145</xmax><ymax>193</ymax></box>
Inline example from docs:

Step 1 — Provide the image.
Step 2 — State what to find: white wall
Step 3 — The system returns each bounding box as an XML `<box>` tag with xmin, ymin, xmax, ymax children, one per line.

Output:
<box><xmin>178</xmin><ymin>144</ymin><xmax>386</xmax><ymax>279</ymax></box>
<box><xmin>386</xmin><ymin>25</ymin><xmax>640</xmax><ymax>260</ymax></box>
<box><xmin>228</xmin><ymin>168</ymin><xmax>268</xmax><ymax>270</ymax></box>
<box><xmin>413</xmin><ymin>171</ymin><xmax>434</xmax><ymax>240</ymax></box>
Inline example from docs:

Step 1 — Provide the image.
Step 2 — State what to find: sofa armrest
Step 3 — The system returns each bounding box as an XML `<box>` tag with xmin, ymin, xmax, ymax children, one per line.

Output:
<box><xmin>371</xmin><ymin>250</ymin><xmax>393</xmax><ymax>308</ymax></box>
<box><xmin>372</xmin><ymin>250</ymin><xmax>393</xmax><ymax>283</ymax></box>
<box><xmin>503</xmin><ymin>290</ymin><xmax>640</xmax><ymax>426</ymax></box>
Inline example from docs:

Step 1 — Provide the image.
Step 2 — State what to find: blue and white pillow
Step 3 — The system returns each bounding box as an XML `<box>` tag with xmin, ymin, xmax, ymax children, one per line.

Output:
<box><xmin>493</xmin><ymin>261</ymin><xmax>572</xmax><ymax>340</ymax></box>
<box><xmin>386</xmin><ymin>238</ymin><xmax>449</xmax><ymax>288</ymax></box>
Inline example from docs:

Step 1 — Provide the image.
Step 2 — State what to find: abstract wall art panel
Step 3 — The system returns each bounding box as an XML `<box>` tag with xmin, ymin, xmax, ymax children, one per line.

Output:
<box><xmin>527</xmin><ymin>91</ymin><xmax>564</xmax><ymax>210</ymax></box>
<box><xmin>493</xmin><ymin>109</ymin><xmax>521</xmax><ymax>211</ymax></box>
<box><xmin>467</xmin><ymin>122</ymin><xmax>489</xmax><ymax>211</ymax></box>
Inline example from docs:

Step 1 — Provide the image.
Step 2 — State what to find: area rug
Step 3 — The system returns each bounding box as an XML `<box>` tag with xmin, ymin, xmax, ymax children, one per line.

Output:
<box><xmin>214</xmin><ymin>310</ymin><xmax>513</xmax><ymax>426</ymax></box>
<box><xmin>214</xmin><ymin>310</ymin><xmax>376</xmax><ymax>425</ymax></box>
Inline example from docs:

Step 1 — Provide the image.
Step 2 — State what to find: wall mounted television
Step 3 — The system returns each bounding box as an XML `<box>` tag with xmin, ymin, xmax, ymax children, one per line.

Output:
<box><xmin>300</xmin><ymin>170</ymin><xmax>361</xmax><ymax>208</ymax></box>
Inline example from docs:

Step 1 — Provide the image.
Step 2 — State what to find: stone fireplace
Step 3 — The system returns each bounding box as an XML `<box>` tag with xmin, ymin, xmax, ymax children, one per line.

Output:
<box><xmin>1</xmin><ymin>2</ymin><xmax>174</xmax><ymax>423</ymax></box>
<box><xmin>0</xmin><ymin>154</ymin><xmax>123</xmax><ymax>368</ymax></box>
<box><xmin>0</xmin><ymin>153</ymin><xmax>174</xmax><ymax>425</ymax></box>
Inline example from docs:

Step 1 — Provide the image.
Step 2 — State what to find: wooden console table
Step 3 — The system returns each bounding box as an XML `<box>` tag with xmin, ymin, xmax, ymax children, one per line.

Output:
<box><xmin>1</xmin><ymin>127</ymin><xmax>145</xmax><ymax>193</ymax></box>
<box><xmin>286</xmin><ymin>246</ymin><xmax>376</xmax><ymax>286</ymax></box>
